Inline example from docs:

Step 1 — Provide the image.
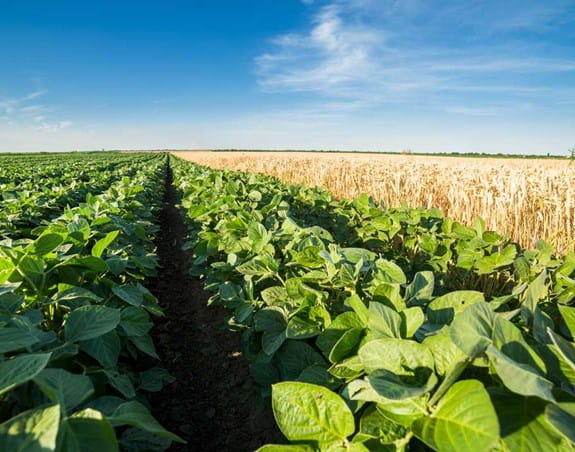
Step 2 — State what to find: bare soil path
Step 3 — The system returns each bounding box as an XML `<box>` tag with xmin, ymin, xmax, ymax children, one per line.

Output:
<box><xmin>148</xmin><ymin>165</ymin><xmax>279</xmax><ymax>451</ymax></box>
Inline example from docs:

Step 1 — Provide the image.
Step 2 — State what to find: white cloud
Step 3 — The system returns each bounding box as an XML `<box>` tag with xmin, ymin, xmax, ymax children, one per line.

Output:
<box><xmin>0</xmin><ymin>89</ymin><xmax>73</xmax><ymax>133</ymax></box>
<box><xmin>256</xmin><ymin>0</ymin><xmax>575</xmax><ymax>113</ymax></box>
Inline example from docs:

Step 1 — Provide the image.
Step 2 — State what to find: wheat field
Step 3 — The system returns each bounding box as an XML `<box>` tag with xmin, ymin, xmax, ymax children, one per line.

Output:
<box><xmin>173</xmin><ymin>151</ymin><xmax>575</xmax><ymax>253</ymax></box>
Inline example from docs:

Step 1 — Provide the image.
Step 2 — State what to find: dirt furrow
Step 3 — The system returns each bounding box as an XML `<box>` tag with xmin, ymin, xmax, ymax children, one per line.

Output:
<box><xmin>148</xmin><ymin>166</ymin><xmax>278</xmax><ymax>451</ymax></box>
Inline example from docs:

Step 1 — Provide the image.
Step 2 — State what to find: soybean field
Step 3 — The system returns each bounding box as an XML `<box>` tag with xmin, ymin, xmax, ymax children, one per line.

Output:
<box><xmin>1</xmin><ymin>151</ymin><xmax>575</xmax><ymax>452</ymax></box>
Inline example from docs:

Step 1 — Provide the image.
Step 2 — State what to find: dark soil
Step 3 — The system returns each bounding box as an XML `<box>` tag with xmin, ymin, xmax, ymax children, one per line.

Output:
<box><xmin>148</xmin><ymin>167</ymin><xmax>280</xmax><ymax>451</ymax></box>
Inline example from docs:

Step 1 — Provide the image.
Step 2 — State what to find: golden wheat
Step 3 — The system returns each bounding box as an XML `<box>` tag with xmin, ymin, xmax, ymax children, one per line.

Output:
<box><xmin>173</xmin><ymin>151</ymin><xmax>575</xmax><ymax>253</ymax></box>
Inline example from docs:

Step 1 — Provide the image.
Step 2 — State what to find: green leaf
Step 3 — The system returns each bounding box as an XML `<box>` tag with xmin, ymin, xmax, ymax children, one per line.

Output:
<box><xmin>109</xmin><ymin>401</ymin><xmax>184</xmax><ymax>443</ymax></box>
<box><xmin>423</xmin><ymin>333</ymin><xmax>467</xmax><ymax>377</ymax></box>
<box><xmin>119</xmin><ymin>307</ymin><xmax>153</xmax><ymax>337</ymax></box>
<box><xmin>547</xmin><ymin>328</ymin><xmax>575</xmax><ymax>373</ymax></box>
<box><xmin>0</xmin><ymin>327</ymin><xmax>40</xmax><ymax>354</ymax></box>
<box><xmin>559</xmin><ymin>305</ymin><xmax>575</xmax><ymax>340</ymax></box>
<box><xmin>276</xmin><ymin>340</ymin><xmax>324</xmax><ymax>381</ymax></box>
<box><xmin>271</xmin><ymin>382</ymin><xmax>355</xmax><ymax>445</ymax></box>
<box><xmin>81</xmin><ymin>331</ymin><xmax>121</xmax><ymax>368</ymax></box>
<box><xmin>129</xmin><ymin>334</ymin><xmax>159</xmax><ymax>359</ymax></box>
<box><xmin>329</xmin><ymin>328</ymin><xmax>363</xmax><ymax>363</ymax></box>
<box><xmin>255</xmin><ymin>307</ymin><xmax>287</xmax><ymax>356</ymax></box>
<box><xmin>0</xmin><ymin>404</ymin><xmax>60</xmax><ymax>451</ymax></box>
<box><xmin>427</xmin><ymin>291</ymin><xmax>484</xmax><ymax>325</ymax></box>
<box><xmin>33</xmin><ymin>234</ymin><xmax>64</xmax><ymax>256</ymax></box>
<box><xmin>33</xmin><ymin>369</ymin><xmax>94</xmax><ymax>414</ymax></box>
<box><xmin>368</xmin><ymin>302</ymin><xmax>402</xmax><ymax>339</ymax></box>
<box><xmin>19</xmin><ymin>256</ymin><xmax>45</xmax><ymax>276</ymax></box>
<box><xmin>345</xmin><ymin>293</ymin><xmax>369</xmax><ymax>326</ymax></box>
<box><xmin>317</xmin><ymin>312</ymin><xmax>363</xmax><ymax>358</ymax></box>
<box><xmin>65</xmin><ymin>305</ymin><xmax>121</xmax><ymax>343</ymax></box>
<box><xmin>0</xmin><ymin>353</ymin><xmax>51</xmax><ymax>395</ymax></box>
<box><xmin>449</xmin><ymin>301</ymin><xmax>495</xmax><ymax>357</ymax></box>
<box><xmin>257</xmin><ymin>445</ymin><xmax>314</xmax><ymax>452</ymax></box>
<box><xmin>105</xmin><ymin>370</ymin><xmax>136</xmax><ymax>399</ymax></box>
<box><xmin>413</xmin><ymin>380</ymin><xmax>500</xmax><ymax>452</ymax></box>
<box><xmin>486</xmin><ymin>346</ymin><xmax>555</xmax><ymax>402</ymax></box>
<box><xmin>355</xmin><ymin>404</ymin><xmax>408</xmax><ymax>445</ymax></box>
<box><xmin>474</xmin><ymin>245</ymin><xmax>516</xmax><ymax>274</ymax></box>
<box><xmin>92</xmin><ymin>230</ymin><xmax>120</xmax><ymax>258</ymax></box>
<box><xmin>359</xmin><ymin>338</ymin><xmax>437</xmax><ymax>400</ymax></box>
<box><xmin>490</xmin><ymin>391</ymin><xmax>571</xmax><ymax>452</ymax></box>
<box><xmin>400</xmin><ymin>306</ymin><xmax>424</xmax><ymax>338</ymax></box>
<box><xmin>286</xmin><ymin>316</ymin><xmax>321</xmax><ymax>339</ymax></box>
<box><xmin>523</xmin><ymin>271</ymin><xmax>549</xmax><ymax>316</ymax></box>
<box><xmin>57</xmin><ymin>408</ymin><xmax>119</xmax><ymax>452</ymax></box>
<box><xmin>546</xmin><ymin>403</ymin><xmax>575</xmax><ymax>444</ymax></box>
<box><xmin>405</xmin><ymin>271</ymin><xmax>434</xmax><ymax>305</ymax></box>
<box><xmin>112</xmin><ymin>285</ymin><xmax>144</xmax><ymax>307</ymax></box>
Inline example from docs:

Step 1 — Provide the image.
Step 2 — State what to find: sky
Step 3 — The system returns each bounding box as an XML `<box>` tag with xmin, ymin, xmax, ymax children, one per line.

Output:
<box><xmin>0</xmin><ymin>0</ymin><xmax>574</xmax><ymax>154</ymax></box>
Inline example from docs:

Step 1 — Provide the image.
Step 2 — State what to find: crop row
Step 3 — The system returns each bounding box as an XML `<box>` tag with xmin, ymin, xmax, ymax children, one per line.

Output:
<box><xmin>1</xmin><ymin>153</ymin><xmax>160</xmax><ymax>240</ymax></box>
<box><xmin>0</xmin><ymin>153</ymin><xmax>183</xmax><ymax>451</ymax></box>
<box><xmin>171</xmin><ymin>155</ymin><xmax>575</xmax><ymax>451</ymax></box>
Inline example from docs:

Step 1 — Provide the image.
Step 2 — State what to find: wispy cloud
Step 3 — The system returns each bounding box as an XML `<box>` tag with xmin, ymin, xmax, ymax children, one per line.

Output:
<box><xmin>0</xmin><ymin>89</ymin><xmax>73</xmax><ymax>132</ymax></box>
<box><xmin>256</xmin><ymin>0</ymin><xmax>575</xmax><ymax>115</ymax></box>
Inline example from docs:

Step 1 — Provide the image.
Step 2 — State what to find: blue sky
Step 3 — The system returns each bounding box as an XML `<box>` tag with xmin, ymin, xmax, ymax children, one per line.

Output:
<box><xmin>0</xmin><ymin>0</ymin><xmax>574</xmax><ymax>154</ymax></box>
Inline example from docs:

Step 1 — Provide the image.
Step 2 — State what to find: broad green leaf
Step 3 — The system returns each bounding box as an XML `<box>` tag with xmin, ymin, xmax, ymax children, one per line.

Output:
<box><xmin>33</xmin><ymin>369</ymin><xmax>94</xmax><ymax>413</ymax></box>
<box><xmin>138</xmin><ymin>367</ymin><xmax>175</xmax><ymax>392</ymax></box>
<box><xmin>491</xmin><ymin>390</ymin><xmax>570</xmax><ymax>451</ymax></box>
<box><xmin>346</xmin><ymin>293</ymin><xmax>369</xmax><ymax>326</ymax></box>
<box><xmin>81</xmin><ymin>331</ymin><xmax>121</xmax><ymax>368</ymax></box>
<box><xmin>119</xmin><ymin>428</ymin><xmax>171</xmax><ymax>452</ymax></box>
<box><xmin>345</xmin><ymin>379</ymin><xmax>427</xmax><ymax>426</ymax></box>
<box><xmin>57</xmin><ymin>408</ymin><xmax>119</xmax><ymax>452</ymax></box>
<box><xmin>423</xmin><ymin>333</ymin><xmax>467</xmax><ymax>377</ymax></box>
<box><xmin>359</xmin><ymin>338</ymin><xmax>437</xmax><ymax>400</ymax></box>
<box><xmin>0</xmin><ymin>327</ymin><xmax>40</xmax><ymax>354</ymax></box>
<box><xmin>329</xmin><ymin>328</ymin><xmax>363</xmax><ymax>363</ymax></box>
<box><xmin>493</xmin><ymin>316</ymin><xmax>546</xmax><ymax>373</ymax></box>
<box><xmin>129</xmin><ymin>334</ymin><xmax>159</xmax><ymax>359</ymax></box>
<box><xmin>474</xmin><ymin>245</ymin><xmax>516</xmax><ymax>274</ymax></box>
<box><xmin>276</xmin><ymin>340</ymin><xmax>324</xmax><ymax>380</ymax></box>
<box><xmin>255</xmin><ymin>307</ymin><xmax>287</xmax><ymax>356</ymax></box>
<box><xmin>257</xmin><ymin>445</ymin><xmax>314</xmax><ymax>452</ymax></box>
<box><xmin>19</xmin><ymin>256</ymin><xmax>44</xmax><ymax>276</ymax></box>
<box><xmin>547</xmin><ymin>328</ymin><xmax>575</xmax><ymax>373</ymax></box>
<box><xmin>405</xmin><ymin>271</ymin><xmax>434</xmax><ymax>305</ymax></box>
<box><xmin>271</xmin><ymin>382</ymin><xmax>355</xmax><ymax>445</ymax></box>
<box><xmin>559</xmin><ymin>305</ymin><xmax>575</xmax><ymax>340</ymax></box>
<box><xmin>449</xmin><ymin>301</ymin><xmax>495</xmax><ymax>357</ymax></box>
<box><xmin>261</xmin><ymin>286</ymin><xmax>288</xmax><ymax>306</ymax></box>
<box><xmin>355</xmin><ymin>405</ymin><xmax>408</xmax><ymax>445</ymax></box>
<box><xmin>546</xmin><ymin>403</ymin><xmax>575</xmax><ymax>444</ymax></box>
<box><xmin>413</xmin><ymin>380</ymin><xmax>499</xmax><ymax>452</ymax></box>
<box><xmin>65</xmin><ymin>305</ymin><xmax>121</xmax><ymax>343</ymax></box>
<box><xmin>0</xmin><ymin>404</ymin><xmax>60</xmax><ymax>451</ymax></box>
<box><xmin>105</xmin><ymin>370</ymin><xmax>136</xmax><ymax>399</ymax></box>
<box><xmin>523</xmin><ymin>271</ymin><xmax>549</xmax><ymax>317</ymax></box>
<box><xmin>112</xmin><ymin>285</ymin><xmax>144</xmax><ymax>307</ymax></box>
<box><xmin>92</xmin><ymin>230</ymin><xmax>120</xmax><ymax>258</ymax></box>
<box><xmin>486</xmin><ymin>346</ymin><xmax>555</xmax><ymax>402</ymax></box>
<box><xmin>400</xmin><ymin>307</ymin><xmax>424</xmax><ymax>338</ymax></box>
<box><xmin>0</xmin><ymin>353</ymin><xmax>51</xmax><ymax>395</ymax></box>
<box><xmin>372</xmin><ymin>283</ymin><xmax>405</xmax><ymax>312</ymax></box>
<box><xmin>33</xmin><ymin>234</ymin><xmax>64</xmax><ymax>256</ymax></box>
<box><xmin>119</xmin><ymin>307</ymin><xmax>153</xmax><ymax>337</ymax></box>
<box><xmin>374</xmin><ymin>260</ymin><xmax>406</xmax><ymax>285</ymax></box>
<box><xmin>286</xmin><ymin>316</ymin><xmax>321</xmax><ymax>339</ymax></box>
<box><xmin>368</xmin><ymin>302</ymin><xmax>402</xmax><ymax>339</ymax></box>
<box><xmin>427</xmin><ymin>291</ymin><xmax>484</xmax><ymax>325</ymax></box>
<box><xmin>317</xmin><ymin>312</ymin><xmax>363</xmax><ymax>358</ymax></box>
<box><xmin>109</xmin><ymin>401</ymin><xmax>184</xmax><ymax>442</ymax></box>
